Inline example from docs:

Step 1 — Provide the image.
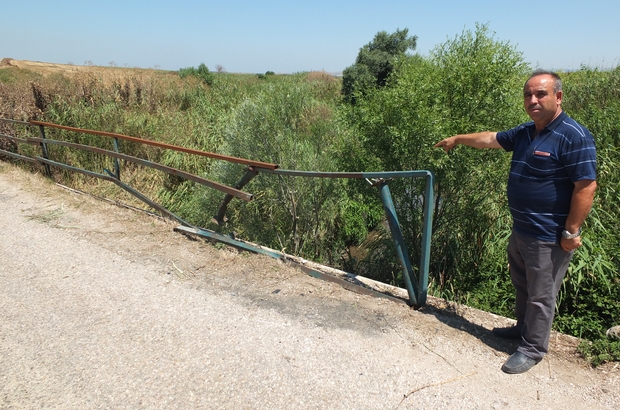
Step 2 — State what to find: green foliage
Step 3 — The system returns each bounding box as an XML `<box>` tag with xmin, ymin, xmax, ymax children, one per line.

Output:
<box><xmin>179</xmin><ymin>63</ymin><xmax>214</xmax><ymax>85</ymax></box>
<box><xmin>344</xmin><ymin>24</ymin><xmax>529</xmax><ymax>293</ymax></box>
<box><xmin>341</xmin><ymin>64</ymin><xmax>374</xmax><ymax>104</ymax></box>
<box><xmin>579</xmin><ymin>339</ymin><xmax>620</xmax><ymax>367</ymax></box>
<box><xmin>257</xmin><ymin>71</ymin><xmax>276</xmax><ymax>80</ymax></box>
<box><xmin>342</xmin><ymin>28</ymin><xmax>417</xmax><ymax>103</ymax></box>
<box><xmin>562</xmin><ymin>66</ymin><xmax>620</xmax><ymax>147</ymax></box>
<box><xmin>0</xmin><ymin>66</ymin><xmax>43</xmax><ymax>85</ymax></box>
<box><xmin>199</xmin><ymin>78</ymin><xmax>349</xmax><ymax>262</ymax></box>
<box><xmin>554</xmin><ymin>146</ymin><xmax>620</xmax><ymax>364</ymax></box>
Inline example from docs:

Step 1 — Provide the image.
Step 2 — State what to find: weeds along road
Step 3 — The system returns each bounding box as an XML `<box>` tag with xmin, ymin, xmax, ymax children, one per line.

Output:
<box><xmin>0</xmin><ymin>162</ymin><xmax>618</xmax><ymax>409</ymax></box>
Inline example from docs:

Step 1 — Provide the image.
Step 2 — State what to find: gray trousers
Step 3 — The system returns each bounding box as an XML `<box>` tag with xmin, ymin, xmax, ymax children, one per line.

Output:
<box><xmin>507</xmin><ymin>229</ymin><xmax>574</xmax><ymax>360</ymax></box>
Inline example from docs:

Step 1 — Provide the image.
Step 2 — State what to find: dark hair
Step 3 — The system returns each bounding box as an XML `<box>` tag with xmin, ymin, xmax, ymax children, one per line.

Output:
<box><xmin>526</xmin><ymin>69</ymin><xmax>562</xmax><ymax>93</ymax></box>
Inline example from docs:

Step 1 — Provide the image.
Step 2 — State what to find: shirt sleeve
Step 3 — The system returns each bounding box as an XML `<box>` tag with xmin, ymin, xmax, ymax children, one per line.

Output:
<box><xmin>560</xmin><ymin>127</ymin><xmax>597</xmax><ymax>182</ymax></box>
<box><xmin>496</xmin><ymin>124</ymin><xmax>526</xmax><ymax>152</ymax></box>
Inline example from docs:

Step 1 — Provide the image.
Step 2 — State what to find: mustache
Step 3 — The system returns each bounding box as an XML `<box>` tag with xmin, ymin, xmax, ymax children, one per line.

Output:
<box><xmin>528</xmin><ymin>104</ymin><xmax>542</xmax><ymax>110</ymax></box>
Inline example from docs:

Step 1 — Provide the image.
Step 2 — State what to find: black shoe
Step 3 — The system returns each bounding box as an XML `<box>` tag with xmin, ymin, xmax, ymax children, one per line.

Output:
<box><xmin>492</xmin><ymin>325</ymin><xmax>522</xmax><ymax>340</ymax></box>
<box><xmin>501</xmin><ymin>351</ymin><xmax>540</xmax><ymax>374</ymax></box>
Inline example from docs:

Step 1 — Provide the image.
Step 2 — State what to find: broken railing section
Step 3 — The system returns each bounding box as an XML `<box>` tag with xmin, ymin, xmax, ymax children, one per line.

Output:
<box><xmin>0</xmin><ymin>117</ymin><xmax>433</xmax><ymax>308</ymax></box>
<box><xmin>174</xmin><ymin>224</ymin><xmax>409</xmax><ymax>306</ymax></box>
<box><xmin>208</xmin><ymin>166</ymin><xmax>434</xmax><ymax>307</ymax></box>
<box><xmin>237</xmin><ymin>168</ymin><xmax>435</xmax><ymax>308</ymax></box>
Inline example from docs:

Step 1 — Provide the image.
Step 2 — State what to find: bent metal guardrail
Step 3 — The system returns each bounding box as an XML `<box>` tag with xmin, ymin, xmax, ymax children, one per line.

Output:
<box><xmin>0</xmin><ymin>117</ymin><xmax>434</xmax><ymax>307</ymax></box>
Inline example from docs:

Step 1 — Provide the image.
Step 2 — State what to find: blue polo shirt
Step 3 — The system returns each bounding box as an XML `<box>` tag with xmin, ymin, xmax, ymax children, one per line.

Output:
<box><xmin>496</xmin><ymin>111</ymin><xmax>597</xmax><ymax>242</ymax></box>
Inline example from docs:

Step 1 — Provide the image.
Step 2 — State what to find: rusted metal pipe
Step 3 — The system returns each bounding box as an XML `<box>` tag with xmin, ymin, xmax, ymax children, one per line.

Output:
<box><xmin>29</xmin><ymin>120</ymin><xmax>279</xmax><ymax>170</ymax></box>
<box><xmin>37</xmin><ymin>125</ymin><xmax>52</xmax><ymax>177</ymax></box>
<box><xmin>26</xmin><ymin>136</ymin><xmax>253</xmax><ymax>202</ymax></box>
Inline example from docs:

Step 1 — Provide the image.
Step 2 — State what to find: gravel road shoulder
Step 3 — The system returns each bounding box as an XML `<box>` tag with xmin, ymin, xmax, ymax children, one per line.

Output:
<box><xmin>0</xmin><ymin>162</ymin><xmax>618</xmax><ymax>409</ymax></box>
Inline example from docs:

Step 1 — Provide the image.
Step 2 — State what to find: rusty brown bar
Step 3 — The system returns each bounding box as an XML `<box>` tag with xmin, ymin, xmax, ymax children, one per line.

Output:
<box><xmin>26</xmin><ymin>136</ymin><xmax>253</xmax><ymax>202</ymax></box>
<box><xmin>29</xmin><ymin>120</ymin><xmax>280</xmax><ymax>170</ymax></box>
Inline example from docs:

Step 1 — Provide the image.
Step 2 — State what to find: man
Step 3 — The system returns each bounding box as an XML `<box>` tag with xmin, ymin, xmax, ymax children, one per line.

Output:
<box><xmin>434</xmin><ymin>70</ymin><xmax>597</xmax><ymax>374</ymax></box>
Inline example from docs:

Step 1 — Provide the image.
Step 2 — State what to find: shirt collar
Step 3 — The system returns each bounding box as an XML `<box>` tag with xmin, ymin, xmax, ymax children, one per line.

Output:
<box><xmin>543</xmin><ymin>110</ymin><xmax>567</xmax><ymax>132</ymax></box>
<box><xmin>526</xmin><ymin>111</ymin><xmax>567</xmax><ymax>137</ymax></box>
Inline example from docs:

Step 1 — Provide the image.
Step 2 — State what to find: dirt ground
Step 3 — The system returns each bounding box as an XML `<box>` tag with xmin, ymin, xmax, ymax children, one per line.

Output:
<box><xmin>1</xmin><ymin>161</ymin><xmax>619</xmax><ymax>409</ymax></box>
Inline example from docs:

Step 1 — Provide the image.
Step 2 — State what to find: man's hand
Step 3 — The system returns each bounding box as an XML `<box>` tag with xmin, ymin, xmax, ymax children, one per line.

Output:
<box><xmin>560</xmin><ymin>236</ymin><xmax>582</xmax><ymax>252</ymax></box>
<box><xmin>434</xmin><ymin>137</ymin><xmax>459</xmax><ymax>152</ymax></box>
<box><xmin>434</xmin><ymin>132</ymin><xmax>501</xmax><ymax>152</ymax></box>
<box><xmin>561</xmin><ymin>179</ymin><xmax>596</xmax><ymax>252</ymax></box>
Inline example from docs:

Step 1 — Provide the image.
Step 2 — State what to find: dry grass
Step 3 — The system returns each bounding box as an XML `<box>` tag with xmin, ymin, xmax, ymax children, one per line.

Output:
<box><xmin>305</xmin><ymin>70</ymin><xmax>338</xmax><ymax>82</ymax></box>
<box><xmin>1</xmin><ymin>58</ymin><xmax>168</xmax><ymax>79</ymax></box>
<box><xmin>0</xmin><ymin>58</ymin><xmax>189</xmax><ymax>120</ymax></box>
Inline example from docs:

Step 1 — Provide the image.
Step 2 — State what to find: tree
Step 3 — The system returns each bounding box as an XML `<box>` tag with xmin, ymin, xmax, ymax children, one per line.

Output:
<box><xmin>342</xmin><ymin>28</ymin><xmax>417</xmax><ymax>103</ymax></box>
<box><xmin>178</xmin><ymin>63</ymin><xmax>214</xmax><ymax>85</ymax></box>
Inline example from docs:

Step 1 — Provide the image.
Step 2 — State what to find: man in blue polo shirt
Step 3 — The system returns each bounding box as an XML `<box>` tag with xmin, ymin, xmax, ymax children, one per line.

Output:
<box><xmin>434</xmin><ymin>70</ymin><xmax>597</xmax><ymax>374</ymax></box>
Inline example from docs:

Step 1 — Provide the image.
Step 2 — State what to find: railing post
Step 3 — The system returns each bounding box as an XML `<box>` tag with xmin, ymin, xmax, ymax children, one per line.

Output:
<box><xmin>37</xmin><ymin>124</ymin><xmax>52</xmax><ymax>177</ymax></box>
<box><xmin>213</xmin><ymin>167</ymin><xmax>258</xmax><ymax>224</ymax></box>
<box><xmin>103</xmin><ymin>137</ymin><xmax>121</xmax><ymax>180</ymax></box>
<box><xmin>417</xmin><ymin>172</ymin><xmax>435</xmax><ymax>307</ymax></box>
<box><xmin>112</xmin><ymin>137</ymin><xmax>121</xmax><ymax>180</ymax></box>
<box><xmin>376</xmin><ymin>180</ymin><xmax>419</xmax><ymax>306</ymax></box>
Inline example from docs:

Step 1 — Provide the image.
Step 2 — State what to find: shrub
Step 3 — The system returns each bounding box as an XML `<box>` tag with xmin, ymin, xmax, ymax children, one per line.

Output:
<box><xmin>179</xmin><ymin>63</ymin><xmax>214</xmax><ymax>85</ymax></box>
<box><xmin>198</xmin><ymin>79</ymin><xmax>348</xmax><ymax>262</ymax></box>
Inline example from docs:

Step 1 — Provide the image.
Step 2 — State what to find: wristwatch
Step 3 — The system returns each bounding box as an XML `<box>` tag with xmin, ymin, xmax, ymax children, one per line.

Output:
<box><xmin>562</xmin><ymin>229</ymin><xmax>581</xmax><ymax>239</ymax></box>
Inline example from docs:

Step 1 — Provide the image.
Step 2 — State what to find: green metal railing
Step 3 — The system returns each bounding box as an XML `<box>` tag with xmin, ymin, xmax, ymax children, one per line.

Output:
<box><xmin>0</xmin><ymin>118</ymin><xmax>434</xmax><ymax>307</ymax></box>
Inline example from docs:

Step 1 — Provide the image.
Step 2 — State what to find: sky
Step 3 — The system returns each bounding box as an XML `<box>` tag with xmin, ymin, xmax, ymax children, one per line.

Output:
<box><xmin>2</xmin><ymin>0</ymin><xmax>619</xmax><ymax>74</ymax></box>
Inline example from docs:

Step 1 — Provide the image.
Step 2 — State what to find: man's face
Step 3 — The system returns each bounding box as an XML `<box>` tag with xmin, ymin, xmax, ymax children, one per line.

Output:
<box><xmin>523</xmin><ymin>74</ymin><xmax>562</xmax><ymax>127</ymax></box>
